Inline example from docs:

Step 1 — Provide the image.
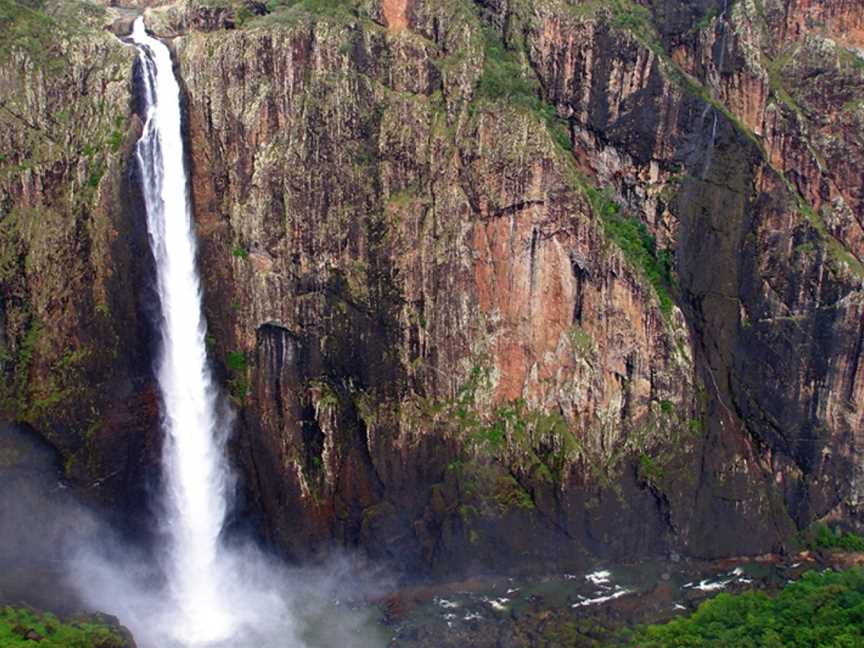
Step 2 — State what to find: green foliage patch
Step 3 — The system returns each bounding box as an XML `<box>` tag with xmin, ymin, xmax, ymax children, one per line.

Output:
<box><xmin>607</xmin><ymin>0</ymin><xmax>654</xmax><ymax>34</ymax></box>
<box><xmin>225</xmin><ymin>350</ymin><xmax>249</xmax><ymax>404</ymax></box>
<box><xmin>476</xmin><ymin>29</ymin><xmax>571</xmax><ymax>151</ymax></box>
<box><xmin>628</xmin><ymin>568</ymin><xmax>864</xmax><ymax>647</ymax></box>
<box><xmin>0</xmin><ymin>0</ymin><xmax>104</xmax><ymax>68</ymax></box>
<box><xmin>568</xmin><ymin>324</ymin><xmax>596</xmax><ymax>359</ymax></box>
<box><xmin>637</xmin><ymin>453</ymin><xmax>665</xmax><ymax>484</ymax></box>
<box><xmin>584</xmin><ymin>185</ymin><xmax>674</xmax><ymax>317</ymax></box>
<box><xmin>253</xmin><ymin>0</ymin><xmax>359</xmax><ymax>25</ymax></box>
<box><xmin>0</xmin><ymin>606</ymin><xmax>126</xmax><ymax>647</ymax></box>
<box><xmin>477</xmin><ymin>29</ymin><xmax>538</xmax><ymax>107</ymax></box>
<box><xmin>803</xmin><ymin>523</ymin><xmax>864</xmax><ymax>552</ymax></box>
<box><xmin>432</xmin><ymin>364</ymin><xmax>581</xmax><ymax>485</ymax></box>
<box><xmin>226</xmin><ymin>350</ymin><xmax>247</xmax><ymax>372</ymax></box>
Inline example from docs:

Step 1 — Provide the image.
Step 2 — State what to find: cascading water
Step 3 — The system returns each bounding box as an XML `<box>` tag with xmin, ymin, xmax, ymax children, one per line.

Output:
<box><xmin>130</xmin><ymin>17</ymin><xmax>235</xmax><ymax>644</ymax></box>
<box><xmin>66</xmin><ymin>18</ymin><xmax>386</xmax><ymax>648</ymax></box>
<box><xmin>701</xmin><ymin>0</ymin><xmax>730</xmax><ymax>178</ymax></box>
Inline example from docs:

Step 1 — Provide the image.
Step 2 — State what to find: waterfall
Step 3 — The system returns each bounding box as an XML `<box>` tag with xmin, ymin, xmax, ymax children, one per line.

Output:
<box><xmin>130</xmin><ymin>17</ymin><xmax>235</xmax><ymax>644</ymax></box>
<box><xmin>63</xmin><ymin>18</ymin><xmax>384</xmax><ymax>648</ymax></box>
<box><xmin>700</xmin><ymin>1</ymin><xmax>729</xmax><ymax>179</ymax></box>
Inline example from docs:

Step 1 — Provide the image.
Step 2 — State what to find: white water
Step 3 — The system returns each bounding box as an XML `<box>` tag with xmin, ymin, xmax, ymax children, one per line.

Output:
<box><xmin>130</xmin><ymin>17</ymin><xmax>235</xmax><ymax>644</ymax></box>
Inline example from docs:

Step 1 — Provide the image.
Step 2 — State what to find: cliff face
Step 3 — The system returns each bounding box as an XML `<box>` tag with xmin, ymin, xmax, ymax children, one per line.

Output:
<box><xmin>174</xmin><ymin>0</ymin><xmax>701</xmax><ymax>571</ymax></box>
<box><xmin>171</xmin><ymin>0</ymin><xmax>864</xmax><ymax>570</ymax></box>
<box><xmin>0</xmin><ymin>0</ymin><xmax>160</xmax><ymax>526</ymax></box>
<box><xmin>2</xmin><ymin>0</ymin><xmax>863</xmax><ymax>576</ymax></box>
<box><xmin>523</xmin><ymin>0</ymin><xmax>864</xmax><ymax>556</ymax></box>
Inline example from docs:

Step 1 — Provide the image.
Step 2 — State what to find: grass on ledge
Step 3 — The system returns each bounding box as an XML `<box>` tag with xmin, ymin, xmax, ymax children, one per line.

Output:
<box><xmin>476</xmin><ymin>28</ymin><xmax>571</xmax><ymax>151</ymax></box>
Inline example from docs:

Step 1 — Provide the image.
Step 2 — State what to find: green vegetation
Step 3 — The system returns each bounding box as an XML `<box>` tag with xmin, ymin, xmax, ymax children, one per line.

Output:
<box><xmin>198</xmin><ymin>1</ymin><xmax>245</xmax><ymax>12</ymax></box>
<box><xmin>0</xmin><ymin>318</ymin><xmax>42</xmax><ymax>418</ymax></box>
<box><xmin>226</xmin><ymin>350</ymin><xmax>249</xmax><ymax>404</ymax></box>
<box><xmin>0</xmin><ymin>0</ymin><xmax>56</xmax><ymax>66</ymax></box>
<box><xmin>607</xmin><ymin>0</ymin><xmax>654</xmax><ymax>34</ymax></box>
<box><xmin>568</xmin><ymin>324</ymin><xmax>596</xmax><ymax>359</ymax></box>
<box><xmin>764</xmin><ymin>50</ymin><xmax>807</xmax><ymax>118</ymax></box>
<box><xmin>448</xmin><ymin>460</ymin><xmax>535</xmax><ymax>516</ymax></box>
<box><xmin>17</xmin><ymin>319</ymin><xmax>42</xmax><ymax>377</ymax></box>
<box><xmin>265</xmin><ymin>0</ymin><xmax>348</xmax><ymax>11</ymax></box>
<box><xmin>0</xmin><ymin>606</ymin><xmax>127</xmax><ymax>647</ymax></box>
<box><xmin>583</xmin><ymin>185</ymin><xmax>674</xmax><ymax>317</ymax></box>
<box><xmin>227</xmin><ymin>375</ymin><xmax>249</xmax><ymax>404</ymax></box>
<box><xmin>568</xmin><ymin>0</ymin><xmax>766</xmax><ymax>153</ymax></box>
<box><xmin>637</xmin><ymin>453</ymin><xmax>665</xmax><ymax>484</ymax></box>
<box><xmin>797</xmin><ymin>196</ymin><xmax>864</xmax><ymax>279</ymax></box>
<box><xmin>477</xmin><ymin>29</ymin><xmax>537</xmax><ymax>107</ymax></box>
<box><xmin>1</xmin><ymin>0</ymin><xmax>133</xmax><ymax>218</ymax></box>
<box><xmin>452</xmin><ymin>366</ymin><xmax>574</xmax><ymax>463</ymax></box>
<box><xmin>418</xmin><ymin>363</ymin><xmax>584</xmax><ymax>485</ymax></box>
<box><xmin>309</xmin><ymin>378</ymin><xmax>339</xmax><ymax>409</ymax></box>
<box><xmin>231</xmin><ymin>245</ymin><xmax>249</xmax><ymax>259</ymax></box>
<box><xmin>0</xmin><ymin>0</ymin><xmax>105</xmax><ymax>66</ymax></box>
<box><xmin>565</xmin><ymin>0</ymin><xmax>658</xmax><ymax>51</ymax></box>
<box><xmin>226</xmin><ymin>350</ymin><xmax>247</xmax><ymax>372</ymax></box>
<box><xmin>476</xmin><ymin>28</ymin><xmax>570</xmax><ymax>151</ymax></box>
<box><xmin>410</xmin><ymin>354</ymin><xmax>691</xmax><ymax>498</ymax></box>
<box><xmin>803</xmin><ymin>523</ymin><xmax>864</xmax><ymax>552</ymax></box>
<box><xmin>694</xmin><ymin>8</ymin><xmax>719</xmax><ymax>31</ymax></box>
<box><xmin>252</xmin><ymin>0</ymin><xmax>359</xmax><ymax>25</ymax></box>
<box><xmin>628</xmin><ymin>569</ymin><xmax>864</xmax><ymax>647</ymax></box>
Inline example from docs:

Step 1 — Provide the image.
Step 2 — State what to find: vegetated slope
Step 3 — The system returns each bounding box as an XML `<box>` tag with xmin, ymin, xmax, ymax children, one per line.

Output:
<box><xmin>629</xmin><ymin>568</ymin><xmax>864</xmax><ymax>647</ymax></box>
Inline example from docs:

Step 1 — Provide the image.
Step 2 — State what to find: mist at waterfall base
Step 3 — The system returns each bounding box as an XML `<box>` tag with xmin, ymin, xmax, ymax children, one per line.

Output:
<box><xmin>62</xmin><ymin>19</ymin><xmax>389</xmax><ymax>647</ymax></box>
<box><xmin>68</xmin><ymin>539</ymin><xmax>390</xmax><ymax>648</ymax></box>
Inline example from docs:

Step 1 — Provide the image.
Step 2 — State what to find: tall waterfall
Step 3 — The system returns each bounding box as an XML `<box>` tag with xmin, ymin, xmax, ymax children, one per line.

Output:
<box><xmin>130</xmin><ymin>17</ymin><xmax>235</xmax><ymax>644</ymax></box>
<box><xmin>63</xmin><ymin>18</ymin><xmax>384</xmax><ymax>648</ymax></box>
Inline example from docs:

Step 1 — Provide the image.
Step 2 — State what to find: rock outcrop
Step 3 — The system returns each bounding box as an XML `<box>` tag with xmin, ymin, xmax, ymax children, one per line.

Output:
<box><xmin>1</xmin><ymin>0</ymin><xmax>862</xmax><ymax>576</ymax></box>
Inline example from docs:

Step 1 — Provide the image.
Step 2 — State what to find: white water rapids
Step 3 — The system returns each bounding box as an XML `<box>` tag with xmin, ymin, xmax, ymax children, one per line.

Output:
<box><xmin>130</xmin><ymin>17</ymin><xmax>235</xmax><ymax>644</ymax></box>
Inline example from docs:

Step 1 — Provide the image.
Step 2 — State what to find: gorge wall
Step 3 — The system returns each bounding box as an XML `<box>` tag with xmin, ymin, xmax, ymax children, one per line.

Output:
<box><xmin>1</xmin><ymin>0</ymin><xmax>863</xmax><ymax>577</ymax></box>
<box><xmin>0</xmin><ymin>0</ymin><xmax>160</xmax><ymax>534</ymax></box>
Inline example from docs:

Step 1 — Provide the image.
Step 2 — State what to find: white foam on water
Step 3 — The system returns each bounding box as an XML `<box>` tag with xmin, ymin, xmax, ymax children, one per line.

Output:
<box><xmin>572</xmin><ymin>587</ymin><xmax>631</xmax><ymax>608</ymax></box>
<box><xmin>483</xmin><ymin>597</ymin><xmax>510</xmax><ymax>612</ymax></box>
<box><xmin>585</xmin><ymin>570</ymin><xmax>612</xmax><ymax>585</ymax></box>
<box><xmin>436</xmin><ymin>598</ymin><xmax>460</xmax><ymax>609</ymax></box>
<box><xmin>691</xmin><ymin>578</ymin><xmax>731</xmax><ymax>592</ymax></box>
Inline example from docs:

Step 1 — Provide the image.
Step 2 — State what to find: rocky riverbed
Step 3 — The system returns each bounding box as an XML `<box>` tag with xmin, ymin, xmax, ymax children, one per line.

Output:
<box><xmin>378</xmin><ymin>551</ymin><xmax>864</xmax><ymax>646</ymax></box>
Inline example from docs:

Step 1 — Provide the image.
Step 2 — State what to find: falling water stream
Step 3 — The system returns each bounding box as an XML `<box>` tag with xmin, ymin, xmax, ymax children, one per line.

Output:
<box><xmin>701</xmin><ymin>0</ymin><xmax>730</xmax><ymax>178</ymax></box>
<box><xmin>130</xmin><ymin>17</ymin><xmax>236</xmax><ymax>644</ymax></box>
<box><xmin>94</xmin><ymin>19</ymin><xmax>388</xmax><ymax>648</ymax></box>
